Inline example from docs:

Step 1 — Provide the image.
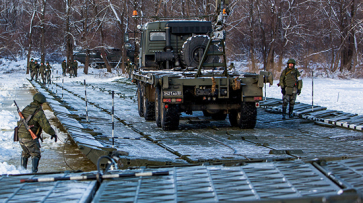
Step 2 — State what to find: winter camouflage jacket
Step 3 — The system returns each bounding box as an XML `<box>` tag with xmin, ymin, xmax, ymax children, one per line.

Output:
<box><xmin>31</xmin><ymin>63</ymin><xmax>39</xmax><ymax>72</ymax></box>
<box><xmin>39</xmin><ymin>65</ymin><xmax>46</xmax><ymax>74</ymax></box>
<box><xmin>46</xmin><ymin>65</ymin><xmax>52</xmax><ymax>74</ymax></box>
<box><xmin>62</xmin><ymin>61</ymin><xmax>67</xmax><ymax>69</ymax></box>
<box><xmin>17</xmin><ymin>101</ymin><xmax>55</xmax><ymax>139</ymax></box>
<box><xmin>279</xmin><ymin>67</ymin><xmax>302</xmax><ymax>90</ymax></box>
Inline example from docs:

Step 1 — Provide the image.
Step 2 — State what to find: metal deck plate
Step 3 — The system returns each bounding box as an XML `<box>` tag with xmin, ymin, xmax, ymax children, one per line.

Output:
<box><xmin>93</xmin><ymin>161</ymin><xmax>342</xmax><ymax>202</ymax></box>
<box><xmin>0</xmin><ymin>174</ymin><xmax>96</xmax><ymax>202</ymax></box>
<box><xmin>321</xmin><ymin>157</ymin><xmax>363</xmax><ymax>193</ymax></box>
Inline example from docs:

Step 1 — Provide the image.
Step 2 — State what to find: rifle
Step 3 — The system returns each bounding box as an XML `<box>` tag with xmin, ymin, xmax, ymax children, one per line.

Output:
<box><xmin>14</xmin><ymin>100</ymin><xmax>37</xmax><ymax>140</ymax></box>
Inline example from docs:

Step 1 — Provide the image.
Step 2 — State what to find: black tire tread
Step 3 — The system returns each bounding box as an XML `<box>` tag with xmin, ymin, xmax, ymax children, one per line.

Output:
<box><xmin>162</xmin><ymin>104</ymin><xmax>180</xmax><ymax>130</ymax></box>
<box><xmin>239</xmin><ymin>102</ymin><xmax>257</xmax><ymax>129</ymax></box>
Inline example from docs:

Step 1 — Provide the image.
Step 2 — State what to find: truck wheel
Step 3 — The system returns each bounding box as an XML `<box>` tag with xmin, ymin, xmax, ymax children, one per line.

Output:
<box><xmin>143</xmin><ymin>96</ymin><xmax>155</xmax><ymax>121</ymax></box>
<box><xmin>181</xmin><ymin>35</ymin><xmax>219</xmax><ymax>67</ymax></box>
<box><xmin>211</xmin><ymin>111</ymin><xmax>227</xmax><ymax>120</ymax></box>
<box><xmin>155</xmin><ymin>86</ymin><xmax>161</xmax><ymax>127</ymax></box>
<box><xmin>137</xmin><ymin>82</ymin><xmax>144</xmax><ymax>117</ymax></box>
<box><xmin>161</xmin><ymin>104</ymin><xmax>180</xmax><ymax>130</ymax></box>
<box><xmin>238</xmin><ymin>102</ymin><xmax>257</xmax><ymax>129</ymax></box>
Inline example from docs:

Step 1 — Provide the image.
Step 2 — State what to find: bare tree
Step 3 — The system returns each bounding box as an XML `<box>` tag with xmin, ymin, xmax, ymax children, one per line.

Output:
<box><xmin>40</xmin><ymin>0</ymin><xmax>46</xmax><ymax>63</ymax></box>
<box><xmin>26</xmin><ymin>0</ymin><xmax>38</xmax><ymax>74</ymax></box>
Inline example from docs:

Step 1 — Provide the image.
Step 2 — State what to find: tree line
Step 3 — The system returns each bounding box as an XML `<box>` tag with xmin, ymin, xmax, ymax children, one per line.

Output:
<box><xmin>0</xmin><ymin>0</ymin><xmax>362</xmax><ymax>76</ymax></box>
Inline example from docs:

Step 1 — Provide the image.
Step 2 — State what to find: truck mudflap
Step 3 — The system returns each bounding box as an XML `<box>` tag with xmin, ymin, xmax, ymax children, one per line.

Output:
<box><xmin>258</xmin><ymin>71</ymin><xmax>274</xmax><ymax>87</ymax></box>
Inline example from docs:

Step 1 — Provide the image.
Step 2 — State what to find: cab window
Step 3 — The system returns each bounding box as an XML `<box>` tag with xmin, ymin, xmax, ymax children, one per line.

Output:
<box><xmin>150</xmin><ymin>32</ymin><xmax>165</xmax><ymax>41</ymax></box>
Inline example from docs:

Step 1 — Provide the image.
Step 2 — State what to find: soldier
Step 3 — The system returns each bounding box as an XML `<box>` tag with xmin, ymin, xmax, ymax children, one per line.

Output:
<box><xmin>39</xmin><ymin>62</ymin><xmax>46</xmax><ymax>84</ymax></box>
<box><xmin>279</xmin><ymin>59</ymin><xmax>302</xmax><ymax>119</ymax></box>
<box><xmin>126</xmin><ymin>58</ymin><xmax>133</xmax><ymax>79</ymax></box>
<box><xmin>61</xmin><ymin>60</ymin><xmax>67</xmax><ymax>76</ymax></box>
<box><xmin>73</xmin><ymin>59</ymin><xmax>78</xmax><ymax>77</ymax></box>
<box><xmin>33</xmin><ymin>60</ymin><xmax>40</xmax><ymax>81</ymax></box>
<box><xmin>18</xmin><ymin>93</ymin><xmax>57</xmax><ymax>173</ymax></box>
<box><xmin>228</xmin><ymin>63</ymin><xmax>235</xmax><ymax>71</ymax></box>
<box><xmin>70</xmin><ymin>59</ymin><xmax>78</xmax><ymax>78</ymax></box>
<box><xmin>29</xmin><ymin>58</ymin><xmax>35</xmax><ymax>81</ymax></box>
<box><xmin>45</xmin><ymin>61</ymin><xmax>52</xmax><ymax>84</ymax></box>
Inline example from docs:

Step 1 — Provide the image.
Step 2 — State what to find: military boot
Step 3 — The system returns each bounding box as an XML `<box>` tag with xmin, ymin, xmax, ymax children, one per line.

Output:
<box><xmin>32</xmin><ymin>157</ymin><xmax>40</xmax><ymax>173</ymax></box>
<box><xmin>289</xmin><ymin>106</ymin><xmax>294</xmax><ymax>118</ymax></box>
<box><xmin>282</xmin><ymin>107</ymin><xmax>287</xmax><ymax>119</ymax></box>
<box><xmin>21</xmin><ymin>157</ymin><xmax>28</xmax><ymax>169</ymax></box>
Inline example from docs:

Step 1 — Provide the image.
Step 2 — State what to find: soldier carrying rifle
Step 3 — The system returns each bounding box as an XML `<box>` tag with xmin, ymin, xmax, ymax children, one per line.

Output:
<box><xmin>15</xmin><ymin>93</ymin><xmax>57</xmax><ymax>173</ymax></box>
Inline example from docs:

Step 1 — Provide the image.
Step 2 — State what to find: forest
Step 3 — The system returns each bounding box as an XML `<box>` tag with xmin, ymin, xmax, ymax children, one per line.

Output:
<box><xmin>0</xmin><ymin>0</ymin><xmax>362</xmax><ymax>77</ymax></box>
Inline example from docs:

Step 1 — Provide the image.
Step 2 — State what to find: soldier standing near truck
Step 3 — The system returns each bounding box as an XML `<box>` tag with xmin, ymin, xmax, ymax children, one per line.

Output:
<box><xmin>126</xmin><ymin>58</ymin><xmax>133</xmax><ymax>79</ymax></box>
<box><xmin>17</xmin><ymin>93</ymin><xmax>57</xmax><ymax>173</ymax></box>
<box><xmin>279</xmin><ymin>59</ymin><xmax>302</xmax><ymax>119</ymax></box>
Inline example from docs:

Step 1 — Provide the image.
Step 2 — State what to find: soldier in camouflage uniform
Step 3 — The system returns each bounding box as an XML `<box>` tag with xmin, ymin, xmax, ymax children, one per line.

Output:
<box><xmin>126</xmin><ymin>58</ymin><xmax>133</xmax><ymax>79</ymax></box>
<box><xmin>39</xmin><ymin>62</ymin><xmax>46</xmax><ymax>84</ymax></box>
<box><xmin>45</xmin><ymin>61</ymin><xmax>52</xmax><ymax>84</ymax></box>
<box><xmin>61</xmin><ymin>60</ymin><xmax>67</xmax><ymax>76</ymax></box>
<box><xmin>70</xmin><ymin>59</ymin><xmax>78</xmax><ymax>78</ymax></box>
<box><xmin>28</xmin><ymin>58</ymin><xmax>35</xmax><ymax>80</ymax></box>
<box><xmin>18</xmin><ymin>93</ymin><xmax>57</xmax><ymax>173</ymax></box>
<box><xmin>279</xmin><ymin>59</ymin><xmax>302</xmax><ymax>119</ymax></box>
<box><xmin>32</xmin><ymin>60</ymin><xmax>40</xmax><ymax>81</ymax></box>
<box><xmin>72</xmin><ymin>59</ymin><xmax>78</xmax><ymax>77</ymax></box>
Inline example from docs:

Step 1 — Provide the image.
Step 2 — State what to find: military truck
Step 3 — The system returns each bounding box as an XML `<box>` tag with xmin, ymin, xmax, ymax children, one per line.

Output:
<box><xmin>73</xmin><ymin>47</ymin><xmax>135</xmax><ymax>68</ymax></box>
<box><xmin>132</xmin><ymin>3</ymin><xmax>273</xmax><ymax>130</ymax></box>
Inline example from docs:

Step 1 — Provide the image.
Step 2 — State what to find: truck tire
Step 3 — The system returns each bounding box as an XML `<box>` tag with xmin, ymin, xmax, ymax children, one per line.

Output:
<box><xmin>161</xmin><ymin>104</ymin><xmax>180</xmax><ymax>130</ymax></box>
<box><xmin>239</xmin><ymin>102</ymin><xmax>257</xmax><ymax>129</ymax></box>
<box><xmin>211</xmin><ymin>111</ymin><xmax>227</xmax><ymax>120</ymax></box>
<box><xmin>229</xmin><ymin>102</ymin><xmax>257</xmax><ymax>129</ymax></box>
<box><xmin>143</xmin><ymin>95</ymin><xmax>155</xmax><ymax>121</ymax></box>
<box><xmin>181</xmin><ymin>35</ymin><xmax>219</xmax><ymax>67</ymax></box>
<box><xmin>137</xmin><ymin>82</ymin><xmax>144</xmax><ymax>117</ymax></box>
<box><xmin>155</xmin><ymin>86</ymin><xmax>161</xmax><ymax>127</ymax></box>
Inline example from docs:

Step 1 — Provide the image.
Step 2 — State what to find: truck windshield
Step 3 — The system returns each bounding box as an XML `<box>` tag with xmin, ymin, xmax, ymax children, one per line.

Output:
<box><xmin>150</xmin><ymin>32</ymin><xmax>166</xmax><ymax>41</ymax></box>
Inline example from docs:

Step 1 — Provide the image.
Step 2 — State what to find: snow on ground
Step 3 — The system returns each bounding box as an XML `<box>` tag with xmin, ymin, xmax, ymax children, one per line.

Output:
<box><xmin>266</xmin><ymin>78</ymin><xmax>363</xmax><ymax>115</ymax></box>
<box><xmin>1</xmin><ymin>58</ymin><xmax>363</xmax><ymax>174</ymax></box>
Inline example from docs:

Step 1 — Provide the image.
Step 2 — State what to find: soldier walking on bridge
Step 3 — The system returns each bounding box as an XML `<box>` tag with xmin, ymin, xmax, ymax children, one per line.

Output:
<box><xmin>62</xmin><ymin>60</ymin><xmax>67</xmax><ymax>76</ymax></box>
<box><xmin>39</xmin><ymin>62</ymin><xmax>46</xmax><ymax>84</ymax></box>
<box><xmin>17</xmin><ymin>93</ymin><xmax>57</xmax><ymax>173</ymax></box>
<box><xmin>28</xmin><ymin>58</ymin><xmax>34</xmax><ymax>80</ymax></box>
<box><xmin>70</xmin><ymin>59</ymin><xmax>78</xmax><ymax>78</ymax></box>
<box><xmin>279</xmin><ymin>59</ymin><xmax>302</xmax><ymax>119</ymax></box>
<box><xmin>45</xmin><ymin>61</ymin><xmax>52</xmax><ymax>84</ymax></box>
<box><xmin>31</xmin><ymin>60</ymin><xmax>40</xmax><ymax>82</ymax></box>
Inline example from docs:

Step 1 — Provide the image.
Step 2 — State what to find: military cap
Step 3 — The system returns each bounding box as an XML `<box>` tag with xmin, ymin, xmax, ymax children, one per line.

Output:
<box><xmin>287</xmin><ymin>59</ymin><xmax>296</xmax><ymax>64</ymax></box>
<box><xmin>33</xmin><ymin>93</ymin><xmax>46</xmax><ymax>104</ymax></box>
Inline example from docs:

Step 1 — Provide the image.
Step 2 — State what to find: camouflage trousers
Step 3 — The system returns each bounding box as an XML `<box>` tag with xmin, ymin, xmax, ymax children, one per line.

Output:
<box><xmin>40</xmin><ymin>73</ymin><xmax>46</xmax><ymax>83</ymax></box>
<box><xmin>19</xmin><ymin>138</ymin><xmax>41</xmax><ymax>159</ymax></box>
<box><xmin>30</xmin><ymin>71</ymin><xmax>37</xmax><ymax>81</ymax></box>
<box><xmin>46</xmin><ymin>72</ymin><xmax>51</xmax><ymax>84</ymax></box>
<box><xmin>282</xmin><ymin>93</ymin><xmax>297</xmax><ymax>108</ymax></box>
